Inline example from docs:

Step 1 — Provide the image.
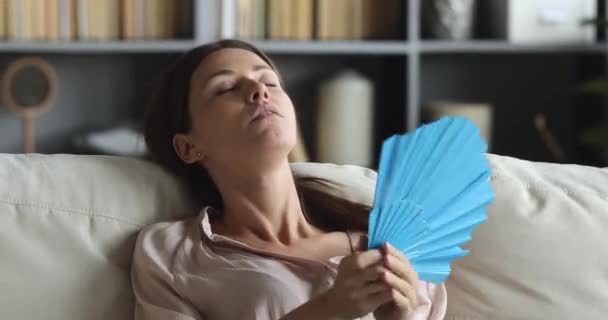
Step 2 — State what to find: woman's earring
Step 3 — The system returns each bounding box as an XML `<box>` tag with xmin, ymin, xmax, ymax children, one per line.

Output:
<box><xmin>196</xmin><ymin>152</ymin><xmax>202</xmax><ymax>158</ymax></box>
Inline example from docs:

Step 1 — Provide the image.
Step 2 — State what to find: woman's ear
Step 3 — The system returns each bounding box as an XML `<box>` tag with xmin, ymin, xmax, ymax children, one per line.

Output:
<box><xmin>173</xmin><ymin>134</ymin><xmax>204</xmax><ymax>164</ymax></box>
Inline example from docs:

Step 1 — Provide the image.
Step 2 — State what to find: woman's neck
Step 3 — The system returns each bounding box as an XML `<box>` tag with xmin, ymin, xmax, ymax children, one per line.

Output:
<box><xmin>210</xmin><ymin>161</ymin><xmax>320</xmax><ymax>246</ymax></box>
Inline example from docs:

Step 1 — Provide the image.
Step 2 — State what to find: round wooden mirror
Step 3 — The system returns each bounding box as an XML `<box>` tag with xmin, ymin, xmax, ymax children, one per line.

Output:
<box><xmin>1</xmin><ymin>57</ymin><xmax>58</xmax><ymax>153</ymax></box>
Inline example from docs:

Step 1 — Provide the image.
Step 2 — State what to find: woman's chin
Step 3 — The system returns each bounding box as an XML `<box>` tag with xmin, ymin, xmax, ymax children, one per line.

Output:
<box><xmin>248</xmin><ymin>129</ymin><xmax>296</xmax><ymax>157</ymax></box>
<box><xmin>244</xmin><ymin>116</ymin><xmax>297</xmax><ymax>156</ymax></box>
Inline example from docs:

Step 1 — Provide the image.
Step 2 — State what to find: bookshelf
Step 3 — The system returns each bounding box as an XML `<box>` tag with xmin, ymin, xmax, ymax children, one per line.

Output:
<box><xmin>418</xmin><ymin>41</ymin><xmax>608</xmax><ymax>54</ymax></box>
<box><xmin>0</xmin><ymin>0</ymin><xmax>607</xmax><ymax>166</ymax></box>
<box><xmin>0</xmin><ymin>39</ymin><xmax>604</xmax><ymax>56</ymax></box>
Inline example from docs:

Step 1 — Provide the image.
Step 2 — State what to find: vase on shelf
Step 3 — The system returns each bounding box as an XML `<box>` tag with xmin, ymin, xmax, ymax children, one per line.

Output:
<box><xmin>424</xmin><ymin>101</ymin><xmax>493</xmax><ymax>151</ymax></box>
<box><xmin>423</xmin><ymin>0</ymin><xmax>477</xmax><ymax>40</ymax></box>
<box><xmin>316</xmin><ymin>69</ymin><xmax>374</xmax><ymax>168</ymax></box>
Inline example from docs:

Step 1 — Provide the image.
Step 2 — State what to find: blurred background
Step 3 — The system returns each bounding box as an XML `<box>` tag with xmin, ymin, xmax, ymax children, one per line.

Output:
<box><xmin>0</xmin><ymin>0</ymin><xmax>607</xmax><ymax>169</ymax></box>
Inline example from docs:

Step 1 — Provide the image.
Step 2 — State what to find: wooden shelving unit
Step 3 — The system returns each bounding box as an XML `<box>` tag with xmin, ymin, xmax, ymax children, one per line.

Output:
<box><xmin>0</xmin><ymin>0</ymin><xmax>606</xmax><ymax>165</ymax></box>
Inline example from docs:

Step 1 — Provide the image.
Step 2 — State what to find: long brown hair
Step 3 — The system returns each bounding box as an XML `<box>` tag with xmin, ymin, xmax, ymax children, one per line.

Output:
<box><xmin>143</xmin><ymin>39</ymin><xmax>370</xmax><ymax>232</ymax></box>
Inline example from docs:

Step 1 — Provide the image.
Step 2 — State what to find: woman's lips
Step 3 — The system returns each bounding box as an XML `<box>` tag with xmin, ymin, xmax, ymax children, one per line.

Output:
<box><xmin>250</xmin><ymin>104</ymin><xmax>282</xmax><ymax>123</ymax></box>
<box><xmin>252</xmin><ymin>110</ymin><xmax>277</xmax><ymax>122</ymax></box>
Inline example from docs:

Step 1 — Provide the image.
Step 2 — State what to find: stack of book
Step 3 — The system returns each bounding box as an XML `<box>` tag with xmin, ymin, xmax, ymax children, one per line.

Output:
<box><xmin>0</xmin><ymin>0</ymin><xmax>191</xmax><ymax>41</ymax></box>
<box><xmin>203</xmin><ymin>0</ymin><xmax>402</xmax><ymax>41</ymax></box>
<box><xmin>0</xmin><ymin>0</ymin><xmax>402</xmax><ymax>42</ymax></box>
<box><xmin>314</xmin><ymin>0</ymin><xmax>401</xmax><ymax>40</ymax></box>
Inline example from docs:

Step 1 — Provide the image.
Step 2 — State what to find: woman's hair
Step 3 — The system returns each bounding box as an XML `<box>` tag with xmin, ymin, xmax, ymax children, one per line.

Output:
<box><xmin>144</xmin><ymin>39</ymin><xmax>370</xmax><ymax>232</ymax></box>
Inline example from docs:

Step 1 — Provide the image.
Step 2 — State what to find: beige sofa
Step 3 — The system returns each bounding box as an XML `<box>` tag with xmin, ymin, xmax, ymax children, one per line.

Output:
<box><xmin>0</xmin><ymin>153</ymin><xmax>607</xmax><ymax>320</ymax></box>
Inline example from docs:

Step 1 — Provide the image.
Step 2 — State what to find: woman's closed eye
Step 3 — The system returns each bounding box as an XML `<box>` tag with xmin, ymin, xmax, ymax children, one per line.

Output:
<box><xmin>216</xmin><ymin>84</ymin><xmax>237</xmax><ymax>95</ymax></box>
<box><xmin>213</xmin><ymin>74</ymin><xmax>279</xmax><ymax>96</ymax></box>
<box><xmin>260</xmin><ymin>73</ymin><xmax>280</xmax><ymax>88</ymax></box>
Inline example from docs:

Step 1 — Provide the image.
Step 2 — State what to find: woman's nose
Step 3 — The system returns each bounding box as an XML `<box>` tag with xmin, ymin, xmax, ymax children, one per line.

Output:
<box><xmin>247</xmin><ymin>82</ymin><xmax>270</xmax><ymax>104</ymax></box>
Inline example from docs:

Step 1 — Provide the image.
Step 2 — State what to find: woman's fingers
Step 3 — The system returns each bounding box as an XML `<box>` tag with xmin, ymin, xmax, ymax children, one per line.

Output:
<box><xmin>384</xmin><ymin>253</ymin><xmax>418</xmax><ymax>285</ymax></box>
<box><xmin>341</xmin><ymin>249</ymin><xmax>382</xmax><ymax>273</ymax></box>
<box><xmin>381</xmin><ymin>244</ymin><xmax>419</xmax><ymax>307</ymax></box>
<box><xmin>381</xmin><ymin>269</ymin><xmax>417</xmax><ymax>304</ymax></box>
<box><xmin>339</xmin><ymin>249</ymin><xmax>386</xmax><ymax>290</ymax></box>
<box><xmin>352</xmin><ymin>280</ymin><xmax>390</xmax><ymax>299</ymax></box>
<box><xmin>391</xmin><ymin>289</ymin><xmax>414</xmax><ymax>314</ymax></box>
<box><xmin>383</xmin><ymin>243</ymin><xmax>419</xmax><ymax>285</ymax></box>
<box><xmin>384</xmin><ymin>242</ymin><xmax>408</xmax><ymax>262</ymax></box>
<box><xmin>356</xmin><ymin>263</ymin><xmax>387</xmax><ymax>283</ymax></box>
<box><xmin>366</xmin><ymin>287</ymin><xmax>395</xmax><ymax>310</ymax></box>
<box><xmin>352</xmin><ymin>249</ymin><xmax>384</xmax><ymax>271</ymax></box>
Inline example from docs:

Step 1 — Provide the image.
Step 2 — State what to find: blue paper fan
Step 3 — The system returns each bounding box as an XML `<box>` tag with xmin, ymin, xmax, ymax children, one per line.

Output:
<box><xmin>367</xmin><ymin>116</ymin><xmax>495</xmax><ymax>284</ymax></box>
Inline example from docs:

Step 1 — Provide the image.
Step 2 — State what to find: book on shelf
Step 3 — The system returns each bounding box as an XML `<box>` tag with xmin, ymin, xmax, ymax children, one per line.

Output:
<box><xmin>0</xmin><ymin>0</ymin><xmax>6</xmax><ymax>40</ymax></box>
<box><xmin>106</xmin><ymin>0</ymin><xmax>121</xmax><ymax>40</ymax></box>
<box><xmin>6</xmin><ymin>0</ymin><xmax>27</xmax><ymax>40</ymax></box>
<box><xmin>58</xmin><ymin>0</ymin><xmax>78</xmax><ymax>40</ymax></box>
<box><xmin>83</xmin><ymin>0</ymin><xmax>120</xmax><ymax>40</ymax></box>
<box><xmin>220</xmin><ymin>0</ymin><xmax>237</xmax><ymax>39</ymax></box>
<box><xmin>237</xmin><ymin>0</ymin><xmax>251</xmax><ymax>39</ymax></box>
<box><xmin>369</xmin><ymin>0</ymin><xmax>401</xmax><ymax>39</ymax></box>
<box><xmin>268</xmin><ymin>0</ymin><xmax>288</xmax><ymax>39</ymax></box>
<box><xmin>316</xmin><ymin>0</ymin><xmax>401</xmax><ymax>40</ymax></box>
<box><xmin>122</xmin><ymin>0</ymin><xmax>139</xmax><ymax>39</ymax></box>
<box><xmin>176</xmin><ymin>0</ymin><xmax>193</xmax><ymax>39</ymax></box>
<box><xmin>194</xmin><ymin>0</ymin><xmax>254</xmax><ymax>41</ymax></box>
<box><xmin>76</xmin><ymin>0</ymin><xmax>87</xmax><ymax>39</ymax></box>
<box><xmin>194</xmin><ymin>0</ymin><xmax>219</xmax><ymax>41</ymax></box>
<box><xmin>46</xmin><ymin>0</ymin><xmax>59</xmax><ymax>41</ymax></box>
<box><xmin>29</xmin><ymin>0</ymin><xmax>45</xmax><ymax>40</ymax></box>
<box><xmin>316</xmin><ymin>0</ymin><xmax>345</xmax><ymax>40</ymax></box>
<box><xmin>238</xmin><ymin>0</ymin><xmax>265</xmax><ymax>39</ymax></box>
<box><xmin>291</xmin><ymin>0</ymin><xmax>313</xmax><ymax>40</ymax></box>
<box><xmin>143</xmin><ymin>0</ymin><xmax>176</xmax><ymax>39</ymax></box>
<box><xmin>194</xmin><ymin>0</ymin><xmax>243</xmax><ymax>41</ymax></box>
<box><xmin>268</xmin><ymin>0</ymin><xmax>313</xmax><ymax>40</ymax></box>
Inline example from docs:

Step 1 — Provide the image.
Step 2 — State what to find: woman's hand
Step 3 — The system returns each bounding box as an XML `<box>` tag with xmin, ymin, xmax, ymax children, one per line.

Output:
<box><xmin>373</xmin><ymin>242</ymin><xmax>419</xmax><ymax>320</ymax></box>
<box><xmin>318</xmin><ymin>249</ymin><xmax>395</xmax><ymax>319</ymax></box>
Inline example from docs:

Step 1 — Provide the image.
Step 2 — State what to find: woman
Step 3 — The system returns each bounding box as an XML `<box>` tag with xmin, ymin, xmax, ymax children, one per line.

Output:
<box><xmin>132</xmin><ymin>39</ymin><xmax>447</xmax><ymax>320</ymax></box>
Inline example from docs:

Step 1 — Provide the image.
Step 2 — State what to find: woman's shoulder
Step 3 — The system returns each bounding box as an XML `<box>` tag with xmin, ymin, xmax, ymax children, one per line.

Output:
<box><xmin>133</xmin><ymin>212</ymin><xmax>204</xmax><ymax>271</ymax></box>
<box><xmin>137</xmin><ymin>214</ymin><xmax>200</xmax><ymax>245</ymax></box>
<box><xmin>131</xmin><ymin>213</ymin><xmax>207</xmax><ymax>320</ymax></box>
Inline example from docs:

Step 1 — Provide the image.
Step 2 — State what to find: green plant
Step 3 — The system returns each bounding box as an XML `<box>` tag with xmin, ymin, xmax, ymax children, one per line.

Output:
<box><xmin>578</xmin><ymin>19</ymin><xmax>608</xmax><ymax>150</ymax></box>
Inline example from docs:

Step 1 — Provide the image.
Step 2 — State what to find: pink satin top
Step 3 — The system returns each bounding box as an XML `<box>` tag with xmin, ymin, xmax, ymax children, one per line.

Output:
<box><xmin>131</xmin><ymin>207</ymin><xmax>447</xmax><ymax>319</ymax></box>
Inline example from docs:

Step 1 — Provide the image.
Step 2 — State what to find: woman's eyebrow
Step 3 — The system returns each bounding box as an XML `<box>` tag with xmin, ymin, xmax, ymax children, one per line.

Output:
<box><xmin>203</xmin><ymin>65</ymin><xmax>273</xmax><ymax>88</ymax></box>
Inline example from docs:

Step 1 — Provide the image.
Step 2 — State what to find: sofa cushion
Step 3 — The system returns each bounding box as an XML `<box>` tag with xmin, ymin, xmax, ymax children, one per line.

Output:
<box><xmin>444</xmin><ymin>155</ymin><xmax>608</xmax><ymax>320</ymax></box>
<box><xmin>0</xmin><ymin>154</ymin><xmax>194</xmax><ymax>320</ymax></box>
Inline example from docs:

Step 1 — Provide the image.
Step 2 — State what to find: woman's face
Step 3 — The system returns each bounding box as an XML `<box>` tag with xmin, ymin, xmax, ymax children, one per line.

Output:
<box><xmin>175</xmin><ymin>48</ymin><xmax>297</xmax><ymax>171</ymax></box>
